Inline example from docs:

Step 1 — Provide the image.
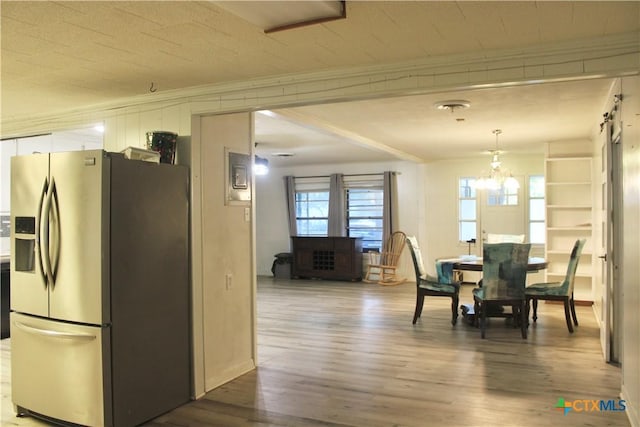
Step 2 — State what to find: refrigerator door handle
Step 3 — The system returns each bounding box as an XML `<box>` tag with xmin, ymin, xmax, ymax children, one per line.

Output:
<box><xmin>13</xmin><ymin>321</ymin><xmax>97</xmax><ymax>341</ymax></box>
<box><xmin>41</xmin><ymin>178</ymin><xmax>54</xmax><ymax>288</ymax></box>
<box><xmin>37</xmin><ymin>178</ymin><xmax>49</xmax><ymax>288</ymax></box>
<box><xmin>49</xmin><ymin>178</ymin><xmax>61</xmax><ymax>285</ymax></box>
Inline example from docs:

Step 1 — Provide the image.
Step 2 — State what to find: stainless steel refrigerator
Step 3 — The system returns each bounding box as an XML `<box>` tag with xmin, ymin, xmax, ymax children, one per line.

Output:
<box><xmin>10</xmin><ymin>150</ymin><xmax>190</xmax><ymax>427</ymax></box>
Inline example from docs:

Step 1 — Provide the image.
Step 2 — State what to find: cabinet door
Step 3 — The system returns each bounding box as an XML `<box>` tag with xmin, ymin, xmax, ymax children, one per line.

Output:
<box><xmin>333</xmin><ymin>250</ymin><xmax>352</xmax><ymax>276</ymax></box>
<box><xmin>294</xmin><ymin>248</ymin><xmax>314</xmax><ymax>272</ymax></box>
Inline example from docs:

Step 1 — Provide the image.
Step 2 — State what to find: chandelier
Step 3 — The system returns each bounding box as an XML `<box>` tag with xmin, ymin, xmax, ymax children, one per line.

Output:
<box><xmin>475</xmin><ymin>129</ymin><xmax>520</xmax><ymax>190</ymax></box>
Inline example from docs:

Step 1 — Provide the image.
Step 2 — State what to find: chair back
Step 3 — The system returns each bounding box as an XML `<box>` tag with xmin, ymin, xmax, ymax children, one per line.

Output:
<box><xmin>379</xmin><ymin>231</ymin><xmax>407</xmax><ymax>266</ymax></box>
<box><xmin>482</xmin><ymin>243</ymin><xmax>531</xmax><ymax>300</ymax></box>
<box><xmin>406</xmin><ymin>236</ymin><xmax>426</xmax><ymax>281</ymax></box>
<box><xmin>486</xmin><ymin>233</ymin><xmax>526</xmax><ymax>243</ymax></box>
<box><xmin>562</xmin><ymin>239</ymin><xmax>586</xmax><ymax>293</ymax></box>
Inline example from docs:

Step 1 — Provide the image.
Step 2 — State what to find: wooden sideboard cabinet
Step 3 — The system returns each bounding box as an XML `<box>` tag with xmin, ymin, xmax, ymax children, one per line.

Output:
<box><xmin>291</xmin><ymin>237</ymin><xmax>363</xmax><ymax>281</ymax></box>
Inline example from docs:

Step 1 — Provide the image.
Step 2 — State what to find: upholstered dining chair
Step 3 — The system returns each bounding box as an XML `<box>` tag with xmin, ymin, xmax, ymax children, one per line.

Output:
<box><xmin>364</xmin><ymin>231</ymin><xmax>407</xmax><ymax>286</ymax></box>
<box><xmin>406</xmin><ymin>236</ymin><xmax>460</xmax><ymax>326</ymax></box>
<box><xmin>473</xmin><ymin>242</ymin><xmax>531</xmax><ymax>339</ymax></box>
<box><xmin>525</xmin><ymin>239</ymin><xmax>586</xmax><ymax>333</ymax></box>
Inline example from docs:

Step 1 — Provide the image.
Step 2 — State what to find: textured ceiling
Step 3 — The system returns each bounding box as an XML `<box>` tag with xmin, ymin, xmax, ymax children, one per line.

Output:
<box><xmin>2</xmin><ymin>1</ymin><xmax>639</xmax><ymax>165</ymax></box>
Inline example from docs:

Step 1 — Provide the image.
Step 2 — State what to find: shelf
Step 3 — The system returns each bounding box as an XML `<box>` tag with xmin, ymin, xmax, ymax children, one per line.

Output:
<box><xmin>546</xmin><ymin>156</ymin><xmax>592</xmax><ymax>162</ymax></box>
<box><xmin>547</xmin><ymin>205</ymin><xmax>592</xmax><ymax>209</ymax></box>
<box><xmin>546</xmin><ymin>181</ymin><xmax>591</xmax><ymax>186</ymax></box>
<box><xmin>545</xmin><ymin>149</ymin><xmax>593</xmax><ymax>302</ymax></box>
<box><xmin>546</xmin><ymin>250</ymin><xmax>592</xmax><ymax>256</ymax></box>
<box><xmin>547</xmin><ymin>271</ymin><xmax>592</xmax><ymax>279</ymax></box>
<box><xmin>547</xmin><ymin>227</ymin><xmax>591</xmax><ymax>231</ymax></box>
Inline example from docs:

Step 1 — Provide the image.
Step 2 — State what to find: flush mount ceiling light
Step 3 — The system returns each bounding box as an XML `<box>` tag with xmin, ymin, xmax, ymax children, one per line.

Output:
<box><xmin>215</xmin><ymin>1</ymin><xmax>346</xmax><ymax>33</ymax></box>
<box><xmin>433</xmin><ymin>100</ymin><xmax>471</xmax><ymax>113</ymax></box>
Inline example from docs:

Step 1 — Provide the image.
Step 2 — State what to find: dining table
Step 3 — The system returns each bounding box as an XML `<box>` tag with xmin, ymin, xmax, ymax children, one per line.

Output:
<box><xmin>441</xmin><ymin>255</ymin><xmax>548</xmax><ymax>325</ymax></box>
<box><xmin>451</xmin><ymin>256</ymin><xmax>547</xmax><ymax>272</ymax></box>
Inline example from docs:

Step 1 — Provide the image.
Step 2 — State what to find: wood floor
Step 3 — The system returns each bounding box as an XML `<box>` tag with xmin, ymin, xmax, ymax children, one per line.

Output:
<box><xmin>1</xmin><ymin>277</ymin><xmax>629</xmax><ymax>427</ymax></box>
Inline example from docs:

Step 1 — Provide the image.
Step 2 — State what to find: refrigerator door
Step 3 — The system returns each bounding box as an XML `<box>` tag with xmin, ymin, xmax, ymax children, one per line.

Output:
<box><xmin>10</xmin><ymin>153</ymin><xmax>50</xmax><ymax>317</ymax></box>
<box><xmin>48</xmin><ymin>150</ymin><xmax>109</xmax><ymax>324</ymax></box>
<box><xmin>10</xmin><ymin>312</ymin><xmax>108</xmax><ymax>427</ymax></box>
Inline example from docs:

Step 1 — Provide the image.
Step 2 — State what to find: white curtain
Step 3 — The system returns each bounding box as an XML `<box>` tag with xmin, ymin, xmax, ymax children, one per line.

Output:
<box><xmin>328</xmin><ymin>173</ymin><xmax>346</xmax><ymax>236</ymax></box>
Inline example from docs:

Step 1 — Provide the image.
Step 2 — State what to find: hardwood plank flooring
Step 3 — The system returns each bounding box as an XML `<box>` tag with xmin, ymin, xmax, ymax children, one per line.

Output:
<box><xmin>1</xmin><ymin>277</ymin><xmax>629</xmax><ymax>426</ymax></box>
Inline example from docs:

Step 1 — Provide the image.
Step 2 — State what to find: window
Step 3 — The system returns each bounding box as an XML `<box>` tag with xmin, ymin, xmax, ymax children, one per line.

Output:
<box><xmin>291</xmin><ymin>174</ymin><xmax>386</xmax><ymax>251</ymax></box>
<box><xmin>458</xmin><ymin>177</ymin><xmax>477</xmax><ymax>242</ymax></box>
<box><xmin>295</xmin><ymin>191</ymin><xmax>329</xmax><ymax>236</ymax></box>
<box><xmin>487</xmin><ymin>186</ymin><xmax>518</xmax><ymax>206</ymax></box>
<box><xmin>529</xmin><ymin>175</ymin><xmax>545</xmax><ymax>244</ymax></box>
<box><xmin>346</xmin><ymin>188</ymin><xmax>383</xmax><ymax>251</ymax></box>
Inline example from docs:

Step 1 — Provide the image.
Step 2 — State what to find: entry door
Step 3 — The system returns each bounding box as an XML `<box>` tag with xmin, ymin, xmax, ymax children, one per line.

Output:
<box><xmin>597</xmin><ymin>122</ymin><xmax>611</xmax><ymax>361</ymax></box>
<box><xmin>479</xmin><ymin>174</ymin><xmax>526</xmax><ymax>247</ymax></box>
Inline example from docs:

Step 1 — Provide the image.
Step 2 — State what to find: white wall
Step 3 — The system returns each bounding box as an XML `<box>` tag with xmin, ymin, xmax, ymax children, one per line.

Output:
<box><xmin>195</xmin><ymin>113</ymin><xmax>256</xmax><ymax>393</ymax></box>
<box><xmin>620</xmin><ymin>75</ymin><xmax>640</xmax><ymax>427</ymax></box>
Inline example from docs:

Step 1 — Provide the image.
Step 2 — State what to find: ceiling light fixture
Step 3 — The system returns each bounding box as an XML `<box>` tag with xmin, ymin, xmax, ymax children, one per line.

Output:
<box><xmin>475</xmin><ymin>129</ymin><xmax>519</xmax><ymax>191</ymax></box>
<box><xmin>433</xmin><ymin>100</ymin><xmax>471</xmax><ymax>113</ymax></box>
<box><xmin>216</xmin><ymin>1</ymin><xmax>346</xmax><ymax>33</ymax></box>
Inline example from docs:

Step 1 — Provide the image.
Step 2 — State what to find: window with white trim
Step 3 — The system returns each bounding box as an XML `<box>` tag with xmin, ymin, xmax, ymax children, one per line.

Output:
<box><xmin>292</xmin><ymin>174</ymin><xmax>386</xmax><ymax>251</ymax></box>
<box><xmin>294</xmin><ymin>177</ymin><xmax>330</xmax><ymax>236</ymax></box>
<box><xmin>487</xmin><ymin>186</ymin><xmax>518</xmax><ymax>206</ymax></box>
<box><xmin>344</xmin><ymin>174</ymin><xmax>384</xmax><ymax>251</ymax></box>
<box><xmin>458</xmin><ymin>177</ymin><xmax>477</xmax><ymax>242</ymax></box>
<box><xmin>346</xmin><ymin>187</ymin><xmax>383</xmax><ymax>251</ymax></box>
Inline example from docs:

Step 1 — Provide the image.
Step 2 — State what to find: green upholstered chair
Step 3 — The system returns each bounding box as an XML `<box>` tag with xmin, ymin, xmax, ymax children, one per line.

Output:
<box><xmin>525</xmin><ymin>239</ymin><xmax>586</xmax><ymax>333</ymax></box>
<box><xmin>473</xmin><ymin>242</ymin><xmax>531</xmax><ymax>339</ymax></box>
<box><xmin>406</xmin><ymin>236</ymin><xmax>460</xmax><ymax>326</ymax></box>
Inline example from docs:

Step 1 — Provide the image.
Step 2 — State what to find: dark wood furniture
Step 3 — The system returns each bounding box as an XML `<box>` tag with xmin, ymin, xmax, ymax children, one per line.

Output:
<box><xmin>1</xmin><ymin>256</ymin><xmax>9</xmax><ymax>339</ymax></box>
<box><xmin>291</xmin><ymin>237</ymin><xmax>363</xmax><ymax>281</ymax></box>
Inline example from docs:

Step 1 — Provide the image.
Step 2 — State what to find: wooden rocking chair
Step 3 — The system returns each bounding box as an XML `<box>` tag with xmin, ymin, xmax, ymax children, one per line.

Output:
<box><xmin>364</xmin><ymin>231</ymin><xmax>407</xmax><ymax>286</ymax></box>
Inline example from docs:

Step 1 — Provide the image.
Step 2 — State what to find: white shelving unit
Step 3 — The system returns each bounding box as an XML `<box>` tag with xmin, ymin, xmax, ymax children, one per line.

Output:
<box><xmin>545</xmin><ymin>155</ymin><xmax>594</xmax><ymax>302</ymax></box>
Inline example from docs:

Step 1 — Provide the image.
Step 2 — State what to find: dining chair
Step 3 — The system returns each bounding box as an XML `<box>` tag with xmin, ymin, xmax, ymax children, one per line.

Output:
<box><xmin>525</xmin><ymin>239</ymin><xmax>586</xmax><ymax>333</ymax></box>
<box><xmin>364</xmin><ymin>231</ymin><xmax>407</xmax><ymax>286</ymax></box>
<box><xmin>406</xmin><ymin>236</ymin><xmax>460</xmax><ymax>326</ymax></box>
<box><xmin>472</xmin><ymin>242</ymin><xmax>531</xmax><ymax>339</ymax></box>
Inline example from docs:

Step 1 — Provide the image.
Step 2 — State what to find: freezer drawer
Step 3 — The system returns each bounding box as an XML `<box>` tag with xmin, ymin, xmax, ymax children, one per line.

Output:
<box><xmin>10</xmin><ymin>313</ymin><xmax>109</xmax><ymax>427</ymax></box>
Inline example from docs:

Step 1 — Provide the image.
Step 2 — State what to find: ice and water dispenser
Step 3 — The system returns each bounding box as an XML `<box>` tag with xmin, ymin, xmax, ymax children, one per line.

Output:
<box><xmin>13</xmin><ymin>216</ymin><xmax>36</xmax><ymax>272</ymax></box>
